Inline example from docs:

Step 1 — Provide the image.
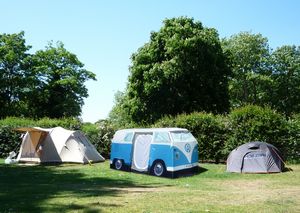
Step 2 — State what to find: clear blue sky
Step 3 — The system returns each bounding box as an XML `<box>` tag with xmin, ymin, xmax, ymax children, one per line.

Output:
<box><xmin>1</xmin><ymin>0</ymin><xmax>299</xmax><ymax>123</ymax></box>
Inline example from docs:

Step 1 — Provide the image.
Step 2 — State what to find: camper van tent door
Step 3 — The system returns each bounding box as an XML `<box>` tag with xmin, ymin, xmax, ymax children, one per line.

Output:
<box><xmin>131</xmin><ymin>134</ymin><xmax>152</xmax><ymax>172</ymax></box>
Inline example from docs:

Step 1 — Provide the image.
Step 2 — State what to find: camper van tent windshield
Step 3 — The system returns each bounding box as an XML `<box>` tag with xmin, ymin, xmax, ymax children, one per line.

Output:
<box><xmin>171</xmin><ymin>131</ymin><xmax>196</xmax><ymax>142</ymax></box>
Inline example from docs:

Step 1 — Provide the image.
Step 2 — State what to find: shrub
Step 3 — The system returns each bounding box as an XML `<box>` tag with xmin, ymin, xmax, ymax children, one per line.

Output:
<box><xmin>1</xmin><ymin>106</ymin><xmax>299</xmax><ymax>162</ymax></box>
<box><xmin>286</xmin><ymin>114</ymin><xmax>300</xmax><ymax>162</ymax></box>
<box><xmin>0</xmin><ymin>126</ymin><xmax>21</xmax><ymax>158</ymax></box>
<box><xmin>226</xmin><ymin>105</ymin><xmax>289</xmax><ymax>159</ymax></box>
<box><xmin>152</xmin><ymin>115</ymin><xmax>176</xmax><ymax>128</ymax></box>
<box><xmin>0</xmin><ymin>117</ymin><xmax>81</xmax><ymax>129</ymax></box>
<box><xmin>36</xmin><ymin>117</ymin><xmax>82</xmax><ymax>130</ymax></box>
<box><xmin>154</xmin><ymin>112</ymin><xmax>228</xmax><ymax>163</ymax></box>
<box><xmin>154</xmin><ymin>106</ymin><xmax>299</xmax><ymax>162</ymax></box>
<box><xmin>81</xmin><ymin>120</ymin><xmax>116</xmax><ymax>159</ymax></box>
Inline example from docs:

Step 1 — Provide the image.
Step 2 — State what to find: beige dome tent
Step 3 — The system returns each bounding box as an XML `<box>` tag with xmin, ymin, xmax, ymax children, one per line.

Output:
<box><xmin>16</xmin><ymin>127</ymin><xmax>105</xmax><ymax>164</ymax></box>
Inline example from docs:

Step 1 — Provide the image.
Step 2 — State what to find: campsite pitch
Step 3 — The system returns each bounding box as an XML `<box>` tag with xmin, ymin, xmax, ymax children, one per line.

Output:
<box><xmin>0</xmin><ymin>160</ymin><xmax>299</xmax><ymax>212</ymax></box>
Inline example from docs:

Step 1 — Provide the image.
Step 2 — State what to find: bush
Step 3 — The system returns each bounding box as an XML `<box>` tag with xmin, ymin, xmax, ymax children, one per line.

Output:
<box><xmin>286</xmin><ymin>114</ymin><xmax>300</xmax><ymax>162</ymax></box>
<box><xmin>154</xmin><ymin>106</ymin><xmax>300</xmax><ymax>162</ymax></box>
<box><xmin>226</xmin><ymin>105</ymin><xmax>290</xmax><ymax>159</ymax></box>
<box><xmin>154</xmin><ymin>112</ymin><xmax>228</xmax><ymax>163</ymax></box>
<box><xmin>1</xmin><ymin>106</ymin><xmax>299</xmax><ymax>162</ymax></box>
<box><xmin>0</xmin><ymin>126</ymin><xmax>21</xmax><ymax>158</ymax></box>
<box><xmin>36</xmin><ymin>117</ymin><xmax>82</xmax><ymax>130</ymax></box>
<box><xmin>81</xmin><ymin>120</ymin><xmax>116</xmax><ymax>159</ymax></box>
<box><xmin>0</xmin><ymin>117</ymin><xmax>81</xmax><ymax>129</ymax></box>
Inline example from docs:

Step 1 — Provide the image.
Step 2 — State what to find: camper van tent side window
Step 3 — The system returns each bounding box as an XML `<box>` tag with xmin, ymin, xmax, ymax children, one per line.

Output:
<box><xmin>171</xmin><ymin>132</ymin><xmax>196</xmax><ymax>143</ymax></box>
<box><xmin>153</xmin><ymin>132</ymin><xmax>171</xmax><ymax>143</ymax></box>
<box><xmin>124</xmin><ymin>132</ymin><xmax>133</xmax><ymax>143</ymax></box>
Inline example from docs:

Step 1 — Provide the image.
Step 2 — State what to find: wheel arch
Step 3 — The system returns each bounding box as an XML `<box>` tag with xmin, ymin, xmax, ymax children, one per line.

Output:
<box><xmin>150</xmin><ymin>159</ymin><xmax>167</xmax><ymax>176</ymax></box>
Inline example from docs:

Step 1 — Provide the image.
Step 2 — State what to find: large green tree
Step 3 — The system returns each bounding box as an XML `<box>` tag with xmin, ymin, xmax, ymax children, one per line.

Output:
<box><xmin>0</xmin><ymin>32</ymin><xmax>31</xmax><ymax>118</ymax></box>
<box><xmin>108</xmin><ymin>91</ymin><xmax>133</xmax><ymax>128</ymax></box>
<box><xmin>222</xmin><ymin>32</ymin><xmax>272</xmax><ymax>108</ymax></box>
<box><xmin>271</xmin><ymin>45</ymin><xmax>300</xmax><ymax>116</ymax></box>
<box><xmin>27</xmin><ymin>42</ymin><xmax>96</xmax><ymax>118</ymax></box>
<box><xmin>116</xmin><ymin>17</ymin><xmax>231</xmax><ymax>124</ymax></box>
<box><xmin>0</xmin><ymin>32</ymin><xmax>95</xmax><ymax>119</ymax></box>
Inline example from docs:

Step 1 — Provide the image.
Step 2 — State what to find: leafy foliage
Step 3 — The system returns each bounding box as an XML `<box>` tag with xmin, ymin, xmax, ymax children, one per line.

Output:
<box><xmin>115</xmin><ymin>17</ymin><xmax>231</xmax><ymax>124</ymax></box>
<box><xmin>27</xmin><ymin>42</ymin><xmax>96</xmax><ymax>118</ymax></box>
<box><xmin>154</xmin><ymin>112</ymin><xmax>228</xmax><ymax>163</ymax></box>
<box><xmin>0</xmin><ymin>117</ymin><xmax>82</xmax><ymax>129</ymax></box>
<box><xmin>287</xmin><ymin>114</ymin><xmax>300</xmax><ymax>162</ymax></box>
<box><xmin>108</xmin><ymin>91</ymin><xmax>137</xmax><ymax>129</ymax></box>
<box><xmin>270</xmin><ymin>45</ymin><xmax>300</xmax><ymax>116</ymax></box>
<box><xmin>226</xmin><ymin>105</ymin><xmax>290</xmax><ymax>159</ymax></box>
<box><xmin>1</xmin><ymin>107</ymin><xmax>299</xmax><ymax>162</ymax></box>
<box><xmin>0</xmin><ymin>127</ymin><xmax>20</xmax><ymax>158</ymax></box>
<box><xmin>81</xmin><ymin>120</ymin><xmax>116</xmax><ymax>159</ymax></box>
<box><xmin>222</xmin><ymin>32</ymin><xmax>272</xmax><ymax>107</ymax></box>
<box><xmin>223</xmin><ymin>32</ymin><xmax>300</xmax><ymax>117</ymax></box>
<box><xmin>0</xmin><ymin>31</ymin><xmax>32</xmax><ymax>118</ymax></box>
<box><xmin>154</xmin><ymin>105</ymin><xmax>299</xmax><ymax>162</ymax></box>
<box><xmin>0</xmin><ymin>32</ymin><xmax>95</xmax><ymax>119</ymax></box>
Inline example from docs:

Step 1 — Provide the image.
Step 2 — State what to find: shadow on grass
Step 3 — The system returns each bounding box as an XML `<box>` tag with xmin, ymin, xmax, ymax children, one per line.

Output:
<box><xmin>282</xmin><ymin>167</ymin><xmax>293</xmax><ymax>172</ymax></box>
<box><xmin>197</xmin><ymin>166</ymin><xmax>208</xmax><ymax>174</ymax></box>
<box><xmin>175</xmin><ymin>166</ymin><xmax>208</xmax><ymax>178</ymax></box>
<box><xmin>0</xmin><ymin>163</ymin><xmax>167</xmax><ymax>212</ymax></box>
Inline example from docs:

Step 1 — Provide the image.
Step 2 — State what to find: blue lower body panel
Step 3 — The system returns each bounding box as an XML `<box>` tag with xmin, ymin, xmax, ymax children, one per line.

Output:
<box><xmin>110</xmin><ymin>143</ymin><xmax>132</xmax><ymax>166</ymax></box>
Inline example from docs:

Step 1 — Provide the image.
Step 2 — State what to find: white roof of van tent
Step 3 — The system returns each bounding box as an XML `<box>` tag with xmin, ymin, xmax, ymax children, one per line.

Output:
<box><xmin>16</xmin><ymin>127</ymin><xmax>105</xmax><ymax>164</ymax></box>
<box><xmin>116</xmin><ymin>128</ymin><xmax>188</xmax><ymax>133</ymax></box>
<box><xmin>112</xmin><ymin>128</ymin><xmax>189</xmax><ymax>142</ymax></box>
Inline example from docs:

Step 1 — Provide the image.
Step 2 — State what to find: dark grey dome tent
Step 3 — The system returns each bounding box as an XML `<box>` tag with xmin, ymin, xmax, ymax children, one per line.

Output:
<box><xmin>226</xmin><ymin>141</ymin><xmax>284</xmax><ymax>173</ymax></box>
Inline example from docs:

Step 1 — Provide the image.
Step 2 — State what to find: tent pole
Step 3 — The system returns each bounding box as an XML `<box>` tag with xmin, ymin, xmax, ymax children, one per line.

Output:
<box><xmin>78</xmin><ymin>145</ymin><xmax>92</xmax><ymax>165</ymax></box>
<box><xmin>271</xmin><ymin>147</ymin><xmax>292</xmax><ymax>172</ymax></box>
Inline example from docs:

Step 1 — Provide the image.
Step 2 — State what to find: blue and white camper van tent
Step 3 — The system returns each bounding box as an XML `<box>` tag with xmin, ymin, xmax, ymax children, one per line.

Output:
<box><xmin>110</xmin><ymin>128</ymin><xmax>199</xmax><ymax>178</ymax></box>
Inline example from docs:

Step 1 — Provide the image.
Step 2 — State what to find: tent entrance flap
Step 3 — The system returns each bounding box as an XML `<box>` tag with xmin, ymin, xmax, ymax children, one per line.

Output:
<box><xmin>20</xmin><ymin>131</ymin><xmax>48</xmax><ymax>161</ymax></box>
<box><xmin>131</xmin><ymin>134</ymin><xmax>153</xmax><ymax>172</ymax></box>
<box><xmin>242</xmin><ymin>152</ymin><xmax>268</xmax><ymax>173</ymax></box>
<box><xmin>33</xmin><ymin>131</ymin><xmax>48</xmax><ymax>151</ymax></box>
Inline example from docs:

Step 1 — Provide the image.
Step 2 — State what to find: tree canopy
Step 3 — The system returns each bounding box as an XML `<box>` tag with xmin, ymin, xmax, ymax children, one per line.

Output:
<box><xmin>222</xmin><ymin>32</ymin><xmax>272</xmax><ymax>107</ymax></box>
<box><xmin>0</xmin><ymin>32</ymin><xmax>96</xmax><ymax>119</ymax></box>
<box><xmin>2</xmin><ymin>19</ymin><xmax>300</xmax><ymax>123</ymax></box>
<box><xmin>271</xmin><ymin>45</ymin><xmax>300</xmax><ymax>116</ymax></box>
<box><xmin>0</xmin><ymin>32</ymin><xmax>31</xmax><ymax>118</ymax></box>
<box><xmin>223</xmin><ymin>32</ymin><xmax>300</xmax><ymax>116</ymax></box>
<box><xmin>114</xmin><ymin>17</ymin><xmax>231</xmax><ymax>124</ymax></box>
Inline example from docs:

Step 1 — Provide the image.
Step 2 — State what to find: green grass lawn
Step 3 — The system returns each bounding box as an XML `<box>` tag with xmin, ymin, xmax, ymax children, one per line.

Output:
<box><xmin>0</xmin><ymin>159</ymin><xmax>299</xmax><ymax>213</ymax></box>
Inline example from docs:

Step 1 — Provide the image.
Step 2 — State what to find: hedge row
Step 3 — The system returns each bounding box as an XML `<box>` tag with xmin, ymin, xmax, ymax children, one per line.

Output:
<box><xmin>80</xmin><ymin>105</ymin><xmax>300</xmax><ymax>162</ymax></box>
<box><xmin>0</xmin><ymin>105</ymin><xmax>299</xmax><ymax>162</ymax></box>
<box><xmin>81</xmin><ymin>120</ymin><xmax>115</xmax><ymax>159</ymax></box>
<box><xmin>154</xmin><ymin>105</ymin><xmax>299</xmax><ymax>162</ymax></box>
<box><xmin>153</xmin><ymin>113</ymin><xmax>227</xmax><ymax>163</ymax></box>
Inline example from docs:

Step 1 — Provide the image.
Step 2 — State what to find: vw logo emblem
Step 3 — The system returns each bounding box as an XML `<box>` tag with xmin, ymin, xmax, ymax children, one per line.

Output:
<box><xmin>184</xmin><ymin>143</ymin><xmax>191</xmax><ymax>153</ymax></box>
